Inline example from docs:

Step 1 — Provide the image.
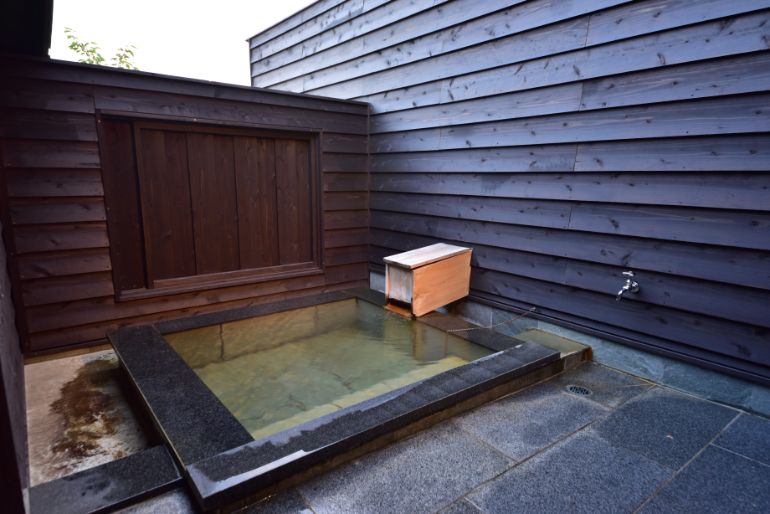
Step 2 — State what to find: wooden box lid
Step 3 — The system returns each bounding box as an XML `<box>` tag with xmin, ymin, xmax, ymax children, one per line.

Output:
<box><xmin>383</xmin><ymin>243</ymin><xmax>471</xmax><ymax>270</ymax></box>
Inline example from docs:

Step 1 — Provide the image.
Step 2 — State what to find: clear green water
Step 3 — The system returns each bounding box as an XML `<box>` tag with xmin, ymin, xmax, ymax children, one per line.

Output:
<box><xmin>166</xmin><ymin>299</ymin><xmax>493</xmax><ymax>440</ymax></box>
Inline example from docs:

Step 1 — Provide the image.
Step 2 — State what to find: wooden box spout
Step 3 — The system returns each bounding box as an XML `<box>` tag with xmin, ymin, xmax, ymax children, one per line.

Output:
<box><xmin>384</xmin><ymin>243</ymin><xmax>472</xmax><ymax>317</ymax></box>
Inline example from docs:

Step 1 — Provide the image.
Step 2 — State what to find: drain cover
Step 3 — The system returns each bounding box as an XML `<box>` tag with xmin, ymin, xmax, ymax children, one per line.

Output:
<box><xmin>566</xmin><ymin>385</ymin><xmax>592</xmax><ymax>396</ymax></box>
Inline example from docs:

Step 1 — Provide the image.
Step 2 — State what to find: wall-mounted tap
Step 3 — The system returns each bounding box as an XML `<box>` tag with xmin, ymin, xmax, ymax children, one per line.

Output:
<box><xmin>616</xmin><ymin>270</ymin><xmax>640</xmax><ymax>301</ymax></box>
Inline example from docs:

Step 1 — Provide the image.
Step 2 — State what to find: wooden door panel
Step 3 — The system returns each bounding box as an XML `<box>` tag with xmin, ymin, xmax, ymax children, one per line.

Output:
<box><xmin>107</xmin><ymin>120</ymin><xmax>318</xmax><ymax>295</ymax></box>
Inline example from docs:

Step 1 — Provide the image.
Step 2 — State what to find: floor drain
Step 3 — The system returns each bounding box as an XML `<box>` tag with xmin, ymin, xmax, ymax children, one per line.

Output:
<box><xmin>566</xmin><ymin>385</ymin><xmax>592</xmax><ymax>396</ymax></box>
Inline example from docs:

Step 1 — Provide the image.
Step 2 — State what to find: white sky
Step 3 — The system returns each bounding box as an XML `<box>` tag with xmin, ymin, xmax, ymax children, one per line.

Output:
<box><xmin>50</xmin><ymin>0</ymin><xmax>318</xmax><ymax>85</ymax></box>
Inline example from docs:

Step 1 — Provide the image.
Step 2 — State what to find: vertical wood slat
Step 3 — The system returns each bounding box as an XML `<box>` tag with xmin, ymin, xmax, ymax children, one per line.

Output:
<box><xmin>186</xmin><ymin>133</ymin><xmax>240</xmax><ymax>274</ymax></box>
<box><xmin>233</xmin><ymin>137</ymin><xmax>280</xmax><ymax>268</ymax></box>
<box><xmin>135</xmin><ymin>128</ymin><xmax>196</xmax><ymax>281</ymax></box>
<box><xmin>295</xmin><ymin>139</ymin><xmax>313</xmax><ymax>262</ymax></box>
<box><xmin>275</xmin><ymin>139</ymin><xmax>313</xmax><ymax>263</ymax></box>
<box><xmin>99</xmin><ymin>120</ymin><xmax>145</xmax><ymax>291</ymax></box>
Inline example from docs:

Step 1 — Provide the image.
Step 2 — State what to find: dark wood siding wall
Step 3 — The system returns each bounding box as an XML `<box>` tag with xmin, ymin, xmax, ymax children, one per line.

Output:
<box><xmin>0</xmin><ymin>56</ymin><xmax>369</xmax><ymax>354</ymax></box>
<box><xmin>249</xmin><ymin>0</ymin><xmax>770</xmax><ymax>384</ymax></box>
<box><xmin>0</xmin><ymin>220</ymin><xmax>27</xmax><ymax>514</ymax></box>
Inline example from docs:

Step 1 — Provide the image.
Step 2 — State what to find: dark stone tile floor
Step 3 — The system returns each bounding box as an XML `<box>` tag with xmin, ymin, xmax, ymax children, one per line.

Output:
<box><xmin>468</xmin><ymin>432</ymin><xmax>671</xmax><ymax>514</ymax></box>
<box><xmin>126</xmin><ymin>362</ymin><xmax>770</xmax><ymax>513</ymax></box>
<box><xmin>298</xmin><ymin>423</ymin><xmax>512</xmax><ymax>514</ymax></box>
<box><xmin>590</xmin><ymin>387</ymin><xmax>738</xmax><ymax>470</ymax></box>
<box><xmin>712</xmin><ymin>412</ymin><xmax>770</xmax><ymax>465</ymax></box>
<box><xmin>451</xmin><ymin>380</ymin><xmax>608</xmax><ymax>461</ymax></box>
<box><xmin>639</xmin><ymin>446</ymin><xmax>770</xmax><ymax>514</ymax></box>
<box><xmin>242</xmin><ymin>489</ymin><xmax>313</xmax><ymax>514</ymax></box>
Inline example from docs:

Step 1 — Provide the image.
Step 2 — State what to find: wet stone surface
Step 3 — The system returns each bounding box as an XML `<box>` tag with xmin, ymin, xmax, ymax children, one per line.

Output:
<box><xmin>25</xmin><ymin>350</ymin><xmax>149</xmax><ymax>486</ymax></box>
<box><xmin>29</xmin><ymin>446</ymin><xmax>181</xmax><ymax>514</ymax></box>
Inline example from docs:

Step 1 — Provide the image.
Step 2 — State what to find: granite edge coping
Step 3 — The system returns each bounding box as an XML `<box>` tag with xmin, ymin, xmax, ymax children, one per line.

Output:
<box><xmin>29</xmin><ymin>446</ymin><xmax>181</xmax><ymax>514</ymax></box>
<box><xmin>109</xmin><ymin>325</ymin><xmax>253</xmax><ymax>466</ymax></box>
<box><xmin>185</xmin><ymin>343</ymin><xmax>559</xmax><ymax>510</ymax></box>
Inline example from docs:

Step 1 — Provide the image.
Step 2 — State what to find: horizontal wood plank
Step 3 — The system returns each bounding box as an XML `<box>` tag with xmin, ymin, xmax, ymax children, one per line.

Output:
<box><xmin>320</xmin><ymin>132</ymin><xmax>368</xmax><ymax>153</ymax></box>
<box><xmin>574</xmin><ymin>136</ymin><xmax>770</xmax><ymax>172</ymax></box>
<box><xmin>372</xmin><ymin>136</ymin><xmax>770</xmax><ymax>173</ymax></box>
<box><xmin>306</xmin><ymin>17</ymin><xmax>591</xmax><ymax>97</ymax></box>
<box><xmin>5</xmin><ymin>169</ymin><xmax>104</xmax><ymax>197</ymax></box>
<box><xmin>268</xmin><ymin>0</ymin><xmax>637</xmax><ymax>92</ymax></box>
<box><xmin>249</xmin><ymin>0</ymin><xmax>351</xmax><ymax>50</ymax></box>
<box><xmin>323</xmin><ymin>210</ymin><xmax>369</xmax><ymax>230</ymax></box>
<box><xmin>372</xmin><ymin>192</ymin><xmax>770</xmax><ymax>250</ymax></box>
<box><xmin>323</xmin><ymin>191</ymin><xmax>368</xmax><ymax>211</ymax></box>
<box><xmin>324</xmin><ymin>228</ymin><xmax>368</xmax><ymax>248</ymax></box>
<box><xmin>586</xmin><ymin>0</ymin><xmax>770</xmax><ymax>46</ymax></box>
<box><xmin>359</xmin><ymin>11</ymin><xmax>770</xmax><ymax>113</ymax></box>
<box><xmin>0</xmin><ymin>77</ymin><xmax>95</xmax><ymax>113</ymax></box>
<box><xmin>324</xmin><ymin>245</ymin><xmax>369</xmax><ymax>266</ymax></box>
<box><xmin>1</xmin><ymin>140</ymin><xmax>100</xmax><ymax>168</ymax></box>
<box><xmin>371</xmin><ymin>53</ymin><xmax>770</xmax><ymax>133</ymax></box>
<box><xmin>250</xmin><ymin>0</ymin><xmax>388</xmax><ymax>55</ymax></box>
<box><xmin>0</xmin><ymin>108</ymin><xmax>98</xmax><ymax>141</ymax></box>
<box><xmin>580</xmin><ymin>52</ymin><xmax>770</xmax><ymax>111</ymax></box>
<box><xmin>371</xmin><ymin>93</ymin><xmax>770</xmax><ymax>152</ymax></box>
<box><xmin>322</xmin><ymin>153</ymin><xmax>368</xmax><ymax>172</ymax></box>
<box><xmin>371</xmin><ymin>172</ymin><xmax>770</xmax><ymax>210</ymax></box>
<box><xmin>371</xmin><ymin>145</ymin><xmax>576</xmax><ymax>173</ymax></box>
<box><xmin>22</xmin><ymin>272</ymin><xmax>114</xmax><ymax>306</ymax></box>
<box><xmin>9</xmin><ymin>198</ymin><xmax>106</xmax><ymax>225</ymax></box>
<box><xmin>371</xmin><ymin>83</ymin><xmax>583</xmax><ymax>133</ymax></box>
<box><xmin>15</xmin><ymin>249</ymin><xmax>112</xmax><ymax>279</ymax></box>
<box><xmin>323</xmin><ymin>172</ymin><xmax>369</xmax><ymax>191</ymax></box>
<box><xmin>251</xmin><ymin>0</ymin><xmax>449</xmax><ymax>71</ymax></box>
<box><xmin>13</xmin><ymin>223</ymin><xmax>109</xmax><ymax>253</ymax></box>
<box><xmin>254</xmin><ymin>0</ymin><xmax>515</xmax><ymax>84</ymax></box>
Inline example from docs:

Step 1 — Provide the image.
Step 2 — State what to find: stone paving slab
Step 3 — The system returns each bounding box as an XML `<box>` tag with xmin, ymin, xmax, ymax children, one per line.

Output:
<box><xmin>547</xmin><ymin>362</ymin><xmax>652</xmax><ymax>409</ymax></box>
<box><xmin>298</xmin><ymin>423</ymin><xmax>512</xmax><ymax>514</ymax></box>
<box><xmin>713</xmin><ymin>412</ymin><xmax>770</xmax><ymax>465</ymax></box>
<box><xmin>452</xmin><ymin>379</ymin><xmax>606</xmax><ymax>461</ymax></box>
<box><xmin>438</xmin><ymin>498</ymin><xmax>483</xmax><ymax>514</ymax></box>
<box><xmin>590</xmin><ymin>387</ymin><xmax>739</xmax><ymax>469</ymax></box>
<box><xmin>640</xmin><ymin>446</ymin><xmax>770</xmax><ymax>514</ymax></box>
<box><xmin>115</xmin><ymin>488</ymin><xmax>194</xmax><ymax>514</ymax></box>
<box><xmin>242</xmin><ymin>489</ymin><xmax>313</xmax><ymax>513</ymax></box>
<box><xmin>467</xmin><ymin>431</ymin><xmax>671</xmax><ymax>514</ymax></box>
